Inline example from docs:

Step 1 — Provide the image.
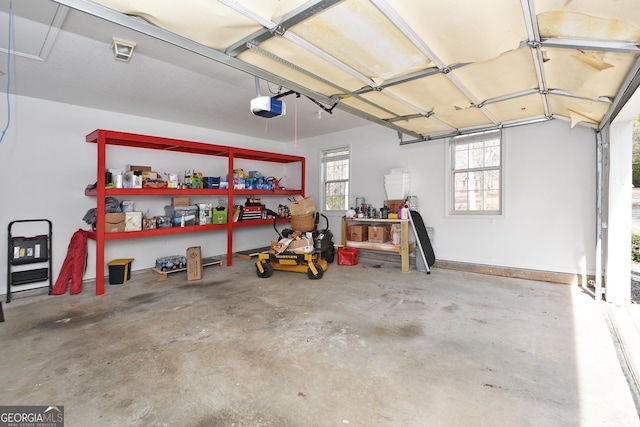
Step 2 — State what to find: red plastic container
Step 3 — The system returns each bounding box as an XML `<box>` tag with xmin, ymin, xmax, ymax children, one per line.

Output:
<box><xmin>338</xmin><ymin>247</ymin><xmax>359</xmax><ymax>266</ymax></box>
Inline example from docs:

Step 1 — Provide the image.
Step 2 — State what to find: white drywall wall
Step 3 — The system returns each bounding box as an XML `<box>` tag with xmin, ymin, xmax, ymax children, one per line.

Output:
<box><xmin>299</xmin><ymin>119</ymin><xmax>597</xmax><ymax>277</ymax></box>
<box><xmin>0</xmin><ymin>95</ymin><xmax>598</xmax><ymax>300</ymax></box>
<box><xmin>0</xmin><ymin>95</ymin><xmax>298</xmax><ymax>297</ymax></box>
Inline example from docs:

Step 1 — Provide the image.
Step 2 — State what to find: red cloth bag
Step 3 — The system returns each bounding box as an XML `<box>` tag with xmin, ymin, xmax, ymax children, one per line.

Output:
<box><xmin>52</xmin><ymin>229</ymin><xmax>88</xmax><ymax>295</ymax></box>
<box><xmin>337</xmin><ymin>247</ymin><xmax>358</xmax><ymax>266</ymax></box>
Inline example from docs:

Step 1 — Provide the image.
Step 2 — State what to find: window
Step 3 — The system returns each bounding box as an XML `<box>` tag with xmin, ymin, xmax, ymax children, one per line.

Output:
<box><xmin>450</xmin><ymin>130</ymin><xmax>502</xmax><ymax>214</ymax></box>
<box><xmin>322</xmin><ymin>146</ymin><xmax>350</xmax><ymax>211</ymax></box>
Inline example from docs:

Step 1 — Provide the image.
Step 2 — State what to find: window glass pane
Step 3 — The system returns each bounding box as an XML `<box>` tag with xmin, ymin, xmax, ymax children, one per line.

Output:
<box><xmin>485</xmin><ymin>145</ymin><xmax>500</xmax><ymax>167</ymax></box>
<box><xmin>326</xmin><ymin>159</ymin><xmax>348</xmax><ymax>180</ymax></box>
<box><xmin>450</xmin><ymin>130</ymin><xmax>502</xmax><ymax>214</ymax></box>
<box><xmin>322</xmin><ymin>146</ymin><xmax>350</xmax><ymax>211</ymax></box>
<box><xmin>468</xmin><ymin>146</ymin><xmax>484</xmax><ymax>168</ymax></box>
<box><xmin>454</xmin><ymin>191</ymin><xmax>468</xmax><ymax>211</ymax></box>
<box><xmin>468</xmin><ymin>170</ymin><xmax>484</xmax><ymax>190</ymax></box>
<box><xmin>485</xmin><ymin>169</ymin><xmax>500</xmax><ymax>190</ymax></box>
<box><xmin>469</xmin><ymin>190</ymin><xmax>483</xmax><ymax>210</ymax></box>
<box><xmin>484</xmin><ymin>189</ymin><xmax>500</xmax><ymax>211</ymax></box>
<box><xmin>454</xmin><ymin>149</ymin><xmax>468</xmax><ymax>170</ymax></box>
<box><xmin>325</xmin><ymin>181</ymin><xmax>348</xmax><ymax>210</ymax></box>
<box><xmin>454</xmin><ymin>172</ymin><xmax>468</xmax><ymax>191</ymax></box>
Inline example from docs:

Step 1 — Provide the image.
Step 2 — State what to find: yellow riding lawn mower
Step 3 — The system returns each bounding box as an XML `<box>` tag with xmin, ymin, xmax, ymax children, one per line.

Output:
<box><xmin>256</xmin><ymin>212</ymin><xmax>335</xmax><ymax>280</ymax></box>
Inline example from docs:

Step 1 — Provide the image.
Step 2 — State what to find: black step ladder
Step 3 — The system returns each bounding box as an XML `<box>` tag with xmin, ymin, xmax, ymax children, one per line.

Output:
<box><xmin>6</xmin><ymin>219</ymin><xmax>53</xmax><ymax>303</ymax></box>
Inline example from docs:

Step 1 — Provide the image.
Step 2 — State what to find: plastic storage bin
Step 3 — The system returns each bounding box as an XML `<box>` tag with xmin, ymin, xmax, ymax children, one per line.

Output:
<box><xmin>164</xmin><ymin>205</ymin><xmax>198</xmax><ymax>226</ymax></box>
<box><xmin>108</xmin><ymin>258</ymin><xmax>134</xmax><ymax>285</ymax></box>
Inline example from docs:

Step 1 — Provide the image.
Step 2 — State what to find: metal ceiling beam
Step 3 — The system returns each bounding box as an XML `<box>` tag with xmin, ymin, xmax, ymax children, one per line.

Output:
<box><xmin>399</xmin><ymin>116</ymin><xmax>553</xmax><ymax>146</ymax></box>
<box><xmin>482</xmin><ymin>88</ymin><xmax>540</xmax><ymax>106</ymax></box>
<box><xmin>540</xmin><ymin>38</ymin><xmax>640</xmax><ymax>55</ymax></box>
<box><xmin>371</xmin><ymin>0</ymin><xmax>500</xmax><ymax>126</ymax></box>
<box><xmin>547</xmin><ymin>89</ymin><xmax>612</xmax><ymax>104</ymax></box>
<box><xmin>352</xmin><ymin>63</ymin><xmax>469</xmax><ymax>96</ymax></box>
<box><xmin>480</xmin><ymin>87</ymin><xmax>613</xmax><ymax>110</ymax></box>
<box><xmin>51</xmin><ymin>0</ymin><xmax>422</xmax><ymax>139</ymax></box>
<box><xmin>224</xmin><ymin>0</ymin><xmax>342</xmax><ymax>57</ymax></box>
<box><xmin>520</xmin><ymin>0</ymin><xmax>551</xmax><ymax>118</ymax></box>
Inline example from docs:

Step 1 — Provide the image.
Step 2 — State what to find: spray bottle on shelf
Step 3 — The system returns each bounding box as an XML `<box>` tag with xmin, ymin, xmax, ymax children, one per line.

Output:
<box><xmin>399</xmin><ymin>202</ymin><xmax>409</xmax><ymax>220</ymax></box>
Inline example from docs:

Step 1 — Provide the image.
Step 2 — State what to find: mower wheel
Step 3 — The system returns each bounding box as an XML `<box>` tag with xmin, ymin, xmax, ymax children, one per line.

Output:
<box><xmin>256</xmin><ymin>262</ymin><xmax>273</xmax><ymax>278</ymax></box>
<box><xmin>307</xmin><ymin>263</ymin><xmax>324</xmax><ymax>280</ymax></box>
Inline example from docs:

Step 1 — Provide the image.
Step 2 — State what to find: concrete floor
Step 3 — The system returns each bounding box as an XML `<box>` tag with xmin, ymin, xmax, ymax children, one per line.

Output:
<box><xmin>1</xmin><ymin>258</ymin><xmax>639</xmax><ymax>427</ymax></box>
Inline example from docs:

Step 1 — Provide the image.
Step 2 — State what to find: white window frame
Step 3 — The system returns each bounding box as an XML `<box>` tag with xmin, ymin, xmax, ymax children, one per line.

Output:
<box><xmin>446</xmin><ymin>129</ymin><xmax>504</xmax><ymax>217</ymax></box>
<box><xmin>321</xmin><ymin>146</ymin><xmax>350</xmax><ymax>213</ymax></box>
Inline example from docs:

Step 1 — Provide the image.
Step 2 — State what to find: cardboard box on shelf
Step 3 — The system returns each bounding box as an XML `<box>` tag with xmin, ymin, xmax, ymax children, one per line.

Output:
<box><xmin>126</xmin><ymin>165</ymin><xmax>152</xmax><ymax>172</ymax></box>
<box><xmin>368</xmin><ymin>225</ymin><xmax>390</xmax><ymax>243</ymax></box>
<box><xmin>186</xmin><ymin>246</ymin><xmax>203</xmax><ymax>281</ymax></box>
<box><xmin>348</xmin><ymin>225</ymin><xmax>368</xmax><ymax>242</ymax></box>
<box><xmin>125</xmin><ymin>211</ymin><xmax>143</xmax><ymax>231</ymax></box>
<box><xmin>167</xmin><ymin>173</ymin><xmax>179</xmax><ymax>188</ymax></box>
<box><xmin>105</xmin><ymin>212</ymin><xmax>125</xmax><ymax>233</ymax></box>
<box><xmin>172</xmin><ymin>197</ymin><xmax>190</xmax><ymax>206</ymax></box>
<box><xmin>141</xmin><ymin>171</ymin><xmax>158</xmax><ymax>181</ymax></box>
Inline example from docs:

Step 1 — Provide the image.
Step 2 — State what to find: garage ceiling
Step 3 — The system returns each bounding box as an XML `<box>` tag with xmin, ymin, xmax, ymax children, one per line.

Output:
<box><xmin>54</xmin><ymin>0</ymin><xmax>640</xmax><ymax>142</ymax></box>
<box><xmin>3</xmin><ymin>0</ymin><xmax>640</xmax><ymax>143</ymax></box>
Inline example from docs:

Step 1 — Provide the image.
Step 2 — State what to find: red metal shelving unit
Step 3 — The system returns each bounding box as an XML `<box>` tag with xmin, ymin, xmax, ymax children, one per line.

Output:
<box><xmin>86</xmin><ymin>129</ymin><xmax>305</xmax><ymax>296</ymax></box>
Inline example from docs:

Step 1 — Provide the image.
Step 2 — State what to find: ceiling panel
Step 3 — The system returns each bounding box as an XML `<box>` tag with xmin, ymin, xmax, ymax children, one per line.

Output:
<box><xmin>484</xmin><ymin>93</ymin><xmax>547</xmax><ymax>124</ymax></box>
<box><xmin>549</xmin><ymin>94</ymin><xmax>611</xmax><ymax>127</ymax></box>
<box><xmin>397</xmin><ymin>116</ymin><xmax>452</xmax><ymax>136</ymax></box>
<box><xmin>434</xmin><ymin>105</ymin><xmax>496</xmax><ymax>131</ymax></box>
<box><xmin>53</xmin><ymin>0</ymin><xmax>640</xmax><ymax>141</ymax></box>
<box><xmin>535</xmin><ymin>0</ymin><xmax>640</xmax><ymax>30</ymax></box>
<box><xmin>385</xmin><ymin>73</ymin><xmax>471</xmax><ymax>118</ymax></box>
<box><xmin>452</xmin><ymin>47</ymin><xmax>539</xmax><ymax>103</ymax></box>
<box><xmin>354</xmin><ymin>90</ymin><xmax>418</xmax><ymax>119</ymax></box>
<box><xmin>237</xmin><ymin>37</ymin><xmax>366</xmax><ymax>96</ymax></box>
<box><xmin>544</xmin><ymin>48</ymin><xmax>638</xmax><ymax>101</ymax></box>
<box><xmin>389</xmin><ymin>0</ymin><xmax>527</xmax><ymax>65</ymax></box>
<box><xmin>291</xmin><ymin>0</ymin><xmax>432</xmax><ymax>84</ymax></box>
<box><xmin>339</xmin><ymin>95</ymin><xmax>397</xmax><ymax>119</ymax></box>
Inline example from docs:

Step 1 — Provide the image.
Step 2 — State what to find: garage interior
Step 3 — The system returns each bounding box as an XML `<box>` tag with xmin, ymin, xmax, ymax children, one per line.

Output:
<box><xmin>2</xmin><ymin>0</ymin><xmax>640</xmax><ymax>425</ymax></box>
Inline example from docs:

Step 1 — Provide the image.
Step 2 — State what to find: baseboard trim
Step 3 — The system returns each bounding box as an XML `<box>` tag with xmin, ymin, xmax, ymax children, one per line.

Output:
<box><xmin>355</xmin><ymin>249</ymin><xmax>590</xmax><ymax>285</ymax></box>
<box><xmin>434</xmin><ymin>259</ymin><xmax>593</xmax><ymax>286</ymax></box>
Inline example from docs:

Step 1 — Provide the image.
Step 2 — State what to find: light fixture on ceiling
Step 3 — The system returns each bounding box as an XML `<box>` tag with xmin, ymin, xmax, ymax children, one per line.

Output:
<box><xmin>111</xmin><ymin>38</ymin><xmax>136</xmax><ymax>62</ymax></box>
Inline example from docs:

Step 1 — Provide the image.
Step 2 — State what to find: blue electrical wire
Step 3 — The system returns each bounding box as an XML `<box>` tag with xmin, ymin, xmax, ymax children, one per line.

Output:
<box><xmin>0</xmin><ymin>0</ymin><xmax>13</xmax><ymax>144</ymax></box>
